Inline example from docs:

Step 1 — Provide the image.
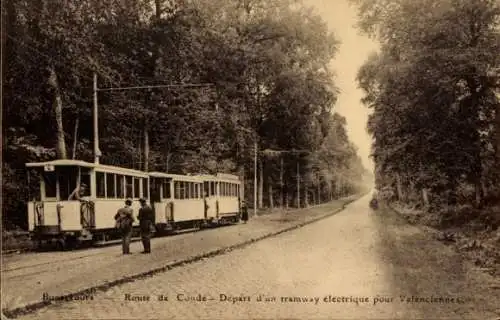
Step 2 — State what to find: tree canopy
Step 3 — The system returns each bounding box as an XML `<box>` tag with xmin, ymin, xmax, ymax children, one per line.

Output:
<box><xmin>351</xmin><ymin>0</ymin><xmax>500</xmax><ymax>208</ymax></box>
<box><xmin>3</xmin><ymin>0</ymin><xmax>371</xmax><ymax>229</ymax></box>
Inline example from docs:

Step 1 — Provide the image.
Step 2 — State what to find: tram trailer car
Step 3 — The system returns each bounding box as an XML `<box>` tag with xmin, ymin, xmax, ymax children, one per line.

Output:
<box><xmin>149</xmin><ymin>172</ymin><xmax>206</xmax><ymax>233</ymax></box>
<box><xmin>197</xmin><ymin>173</ymin><xmax>242</xmax><ymax>225</ymax></box>
<box><xmin>149</xmin><ymin>172</ymin><xmax>243</xmax><ymax>233</ymax></box>
<box><xmin>25</xmin><ymin>160</ymin><xmax>149</xmax><ymax>249</ymax></box>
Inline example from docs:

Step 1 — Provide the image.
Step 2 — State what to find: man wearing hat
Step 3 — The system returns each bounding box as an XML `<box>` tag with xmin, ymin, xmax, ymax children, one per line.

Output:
<box><xmin>69</xmin><ymin>182</ymin><xmax>88</xmax><ymax>201</ymax></box>
<box><xmin>137</xmin><ymin>198</ymin><xmax>154</xmax><ymax>253</ymax></box>
<box><xmin>114</xmin><ymin>199</ymin><xmax>134</xmax><ymax>254</ymax></box>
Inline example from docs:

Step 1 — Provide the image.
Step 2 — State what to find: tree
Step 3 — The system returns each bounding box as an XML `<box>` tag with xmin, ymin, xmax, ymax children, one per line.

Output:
<box><xmin>353</xmin><ymin>0</ymin><xmax>500</xmax><ymax>208</ymax></box>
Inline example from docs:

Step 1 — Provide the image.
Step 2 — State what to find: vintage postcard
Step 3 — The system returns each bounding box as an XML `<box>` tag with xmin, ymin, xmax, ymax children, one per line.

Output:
<box><xmin>2</xmin><ymin>0</ymin><xmax>499</xmax><ymax>319</ymax></box>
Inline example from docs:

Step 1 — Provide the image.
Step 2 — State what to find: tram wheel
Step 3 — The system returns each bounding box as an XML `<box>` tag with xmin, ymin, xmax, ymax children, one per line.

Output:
<box><xmin>35</xmin><ymin>240</ymin><xmax>44</xmax><ymax>251</ymax></box>
<box><xmin>56</xmin><ymin>238</ymin><xmax>66</xmax><ymax>251</ymax></box>
<box><xmin>65</xmin><ymin>237</ymin><xmax>78</xmax><ymax>250</ymax></box>
<box><xmin>193</xmin><ymin>221</ymin><xmax>200</xmax><ymax>230</ymax></box>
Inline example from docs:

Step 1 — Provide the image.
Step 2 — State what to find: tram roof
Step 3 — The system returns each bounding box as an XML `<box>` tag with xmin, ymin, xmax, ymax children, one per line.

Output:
<box><xmin>148</xmin><ymin>171</ymin><xmax>203</xmax><ymax>182</ymax></box>
<box><xmin>195</xmin><ymin>173</ymin><xmax>241</xmax><ymax>182</ymax></box>
<box><xmin>25</xmin><ymin>159</ymin><xmax>148</xmax><ymax>177</ymax></box>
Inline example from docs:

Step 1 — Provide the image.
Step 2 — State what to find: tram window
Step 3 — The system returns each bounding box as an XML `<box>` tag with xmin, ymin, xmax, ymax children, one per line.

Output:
<box><xmin>106</xmin><ymin>173</ymin><xmax>115</xmax><ymax>198</ymax></box>
<box><xmin>58</xmin><ymin>169</ymin><xmax>77</xmax><ymax>200</ymax></box>
<box><xmin>152</xmin><ymin>179</ymin><xmax>161</xmax><ymax>201</ymax></box>
<box><xmin>203</xmin><ymin>182</ymin><xmax>209</xmax><ymax>197</ymax></box>
<box><xmin>81</xmin><ymin>174</ymin><xmax>91</xmax><ymax>197</ymax></box>
<box><xmin>125</xmin><ymin>176</ymin><xmax>133</xmax><ymax>198</ymax></box>
<box><xmin>174</xmin><ymin>181</ymin><xmax>181</xmax><ymax>199</ymax></box>
<box><xmin>116</xmin><ymin>175</ymin><xmax>124</xmax><ymax>198</ymax></box>
<box><xmin>133</xmin><ymin>178</ymin><xmax>140</xmax><ymax>198</ymax></box>
<box><xmin>43</xmin><ymin>173</ymin><xmax>57</xmax><ymax>198</ymax></box>
<box><xmin>210</xmin><ymin>182</ymin><xmax>216</xmax><ymax>196</ymax></box>
<box><xmin>96</xmin><ymin>172</ymin><xmax>106</xmax><ymax>198</ymax></box>
<box><xmin>194</xmin><ymin>184</ymin><xmax>199</xmax><ymax>198</ymax></box>
<box><xmin>163</xmin><ymin>180</ymin><xmax>171</xmax><ymax>199</ymax></box>
<box><xmin>181</xmin><ymin>182</ymin><xmax>186</xmax><ymax>199</ymax></box>
<box><xmin>143</xmin><ymin>178</ymin><xmax>149</xmax><ymax>199</ymax></box>
<box><xmin>190</xmin><ymin>183</ymin><xmax>195</xmax><ymax>199</ymax></box>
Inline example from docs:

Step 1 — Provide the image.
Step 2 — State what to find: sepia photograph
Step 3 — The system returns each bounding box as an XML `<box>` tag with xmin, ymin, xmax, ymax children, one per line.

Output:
<box><xmin>1</xmin><ymin>0</ymin><xmax>500</xmax><ymax>319</ymax></box>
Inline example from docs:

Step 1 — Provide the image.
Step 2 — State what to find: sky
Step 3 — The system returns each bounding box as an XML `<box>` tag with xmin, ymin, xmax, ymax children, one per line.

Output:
<box><xmin>303</xmin><ymin>0</ymin><xmax>379</xmax><ymax>172</ymax></box>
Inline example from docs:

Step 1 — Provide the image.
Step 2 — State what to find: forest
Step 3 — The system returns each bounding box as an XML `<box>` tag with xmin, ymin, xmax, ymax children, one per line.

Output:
<box><xmin>2</xmin><ymin>0</ymin><xmax>372</xmax><ymax>230</ymax></box>
<box><xmin>351</xmin><ymin>0</ymin><xmax>500</xmax><ymax>260</ymax></box>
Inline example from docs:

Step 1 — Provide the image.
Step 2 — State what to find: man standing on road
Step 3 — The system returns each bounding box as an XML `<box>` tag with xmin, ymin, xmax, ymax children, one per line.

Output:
<box><xmin>241</xmin><ymin>200</ymin><xmax>249</xmax><ymax>224</ymax></box>
<box><xmin>138</xmin><ymin>198</ymin><xmax>154</xmax><ymax>254</ymax></box>
<box><xmin>114</xmin><ymin>199</ymin><xmax>134</xmax><ymax>254</ymax></box>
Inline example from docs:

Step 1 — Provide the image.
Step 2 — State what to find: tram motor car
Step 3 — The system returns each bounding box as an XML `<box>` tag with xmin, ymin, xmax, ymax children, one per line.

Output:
<box><xmin>25</xmin><ymin>159</ymin><xmax>149</xmax><ymax>249</ymax></box>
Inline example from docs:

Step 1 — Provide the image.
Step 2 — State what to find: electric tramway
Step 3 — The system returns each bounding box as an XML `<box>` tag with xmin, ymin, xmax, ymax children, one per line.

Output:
<box><xmin>25</xmin><ymin>159</ymin><xmax>243</xmax><ymax>250</ymax></box>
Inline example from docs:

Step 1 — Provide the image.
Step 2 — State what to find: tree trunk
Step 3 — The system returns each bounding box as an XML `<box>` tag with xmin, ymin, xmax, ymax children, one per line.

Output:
<box><xmin>48</xmin><ymin>67</ymin><xmax>67</xmax><ymax>159</ymax></box>
<box><xmin>396</xmin><ymin>173</ymin><xmax>403</xmax><ymax>201</ymax></box>
<box><xmin>72</xmin><ymin>117</ymin><xmax>79</xmax><ymax>159</ymax></box>
<box><xmin>496</xmin><ymin>100</ymin><xmax>500</xmax><ymax>189</ymax></box>
<box><xmin>336</xmin><ymin>177</ymin><xmax>342</xmax><ymax>198</ymax></box>
<box><xmin>285</xmin><ymin>190</ymin><xmax>289</xmax><ymax>209</ymax></box>
<box><xmin>305</xmin><ymin>186</ymin><xmax>309</xmax><ymax>207</ymax></box>
<box><xmin>258</xmin><ymin>159</ymin><xmax>263</xmax><ymax>208</ymax></box>
<box><xmin>474</xmin><ymin>178</ymin><xmax>483</xmax><ymax>208</ymax></box>
<box><xmin>422</xmin><ymin>188</ymin><xmax>430</xmax><ymax>207</ymax></box>
<box><xmin>280</xmin><ymin>157</ymin><xmax>284</xmax><ymax>208</ymax></box>
<box><xmin>268</xmin><ymin>182</ymin><xmax>274</xmax><ymax>209</ymax></box>
<box><xmin>317</xmin><ymin>180</ymin><xmax>321</xmax><ymax>205</ymax></box>
<box><xmin>296</xmin><ymin>162</ymin><xmax>300</xmax><ymax>208</ymax></box>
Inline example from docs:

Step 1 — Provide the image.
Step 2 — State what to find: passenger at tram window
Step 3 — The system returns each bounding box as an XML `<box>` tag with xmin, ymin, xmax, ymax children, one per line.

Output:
<box><xmin>68</xmin><ymin>182</ymin><xmax>88</xmax><ymax>201</ymax></box>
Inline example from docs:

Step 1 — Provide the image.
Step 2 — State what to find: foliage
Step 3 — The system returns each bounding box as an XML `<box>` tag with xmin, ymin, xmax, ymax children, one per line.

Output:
<box><xmin>352</xmin><ymin>0</ymin><xmax>500</xmax><ymax>210</ymax></box>
<box><xmin>3</xmin><ymin>0</ymin><xmax>370</xmax><ymax>229</ymax></box>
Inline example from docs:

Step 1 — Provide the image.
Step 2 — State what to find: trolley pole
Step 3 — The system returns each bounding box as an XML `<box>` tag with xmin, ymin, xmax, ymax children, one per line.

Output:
<box><xmin>93</xmin><ymin>73</ymin><xmax>100</xmax><ymax>164</ymax></box>
<box><xmin>254</xmin><ymin>141</ymin><xmax>258</xmax><ymax>217</ymax></box>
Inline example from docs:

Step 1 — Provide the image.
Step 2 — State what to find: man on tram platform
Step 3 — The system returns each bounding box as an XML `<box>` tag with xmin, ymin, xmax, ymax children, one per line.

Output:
<box><xmin>68</xmin><ymin>182</ymin><xmax>89</xmax><ymax>201</ymax></box>
<box><xmin>138</xmin><ymin>198</ymin><xmax>154</xmax><ymax>254</ymax></box>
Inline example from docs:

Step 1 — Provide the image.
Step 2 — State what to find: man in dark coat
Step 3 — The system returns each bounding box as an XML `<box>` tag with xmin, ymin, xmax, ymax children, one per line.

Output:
<box><xmin>114</xmin><ymin>199</ymin><xmax>134</xmax><ymax>254</ymax></box>
<box><xmin>138</xmin><ymin>198</ymin><xmax>154</xmax><ymax>253</ymax></box>
<box><xmin>241</xmin><ymin>200</ymin><xmax>249</xmax><ymax>223</ymax></box>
